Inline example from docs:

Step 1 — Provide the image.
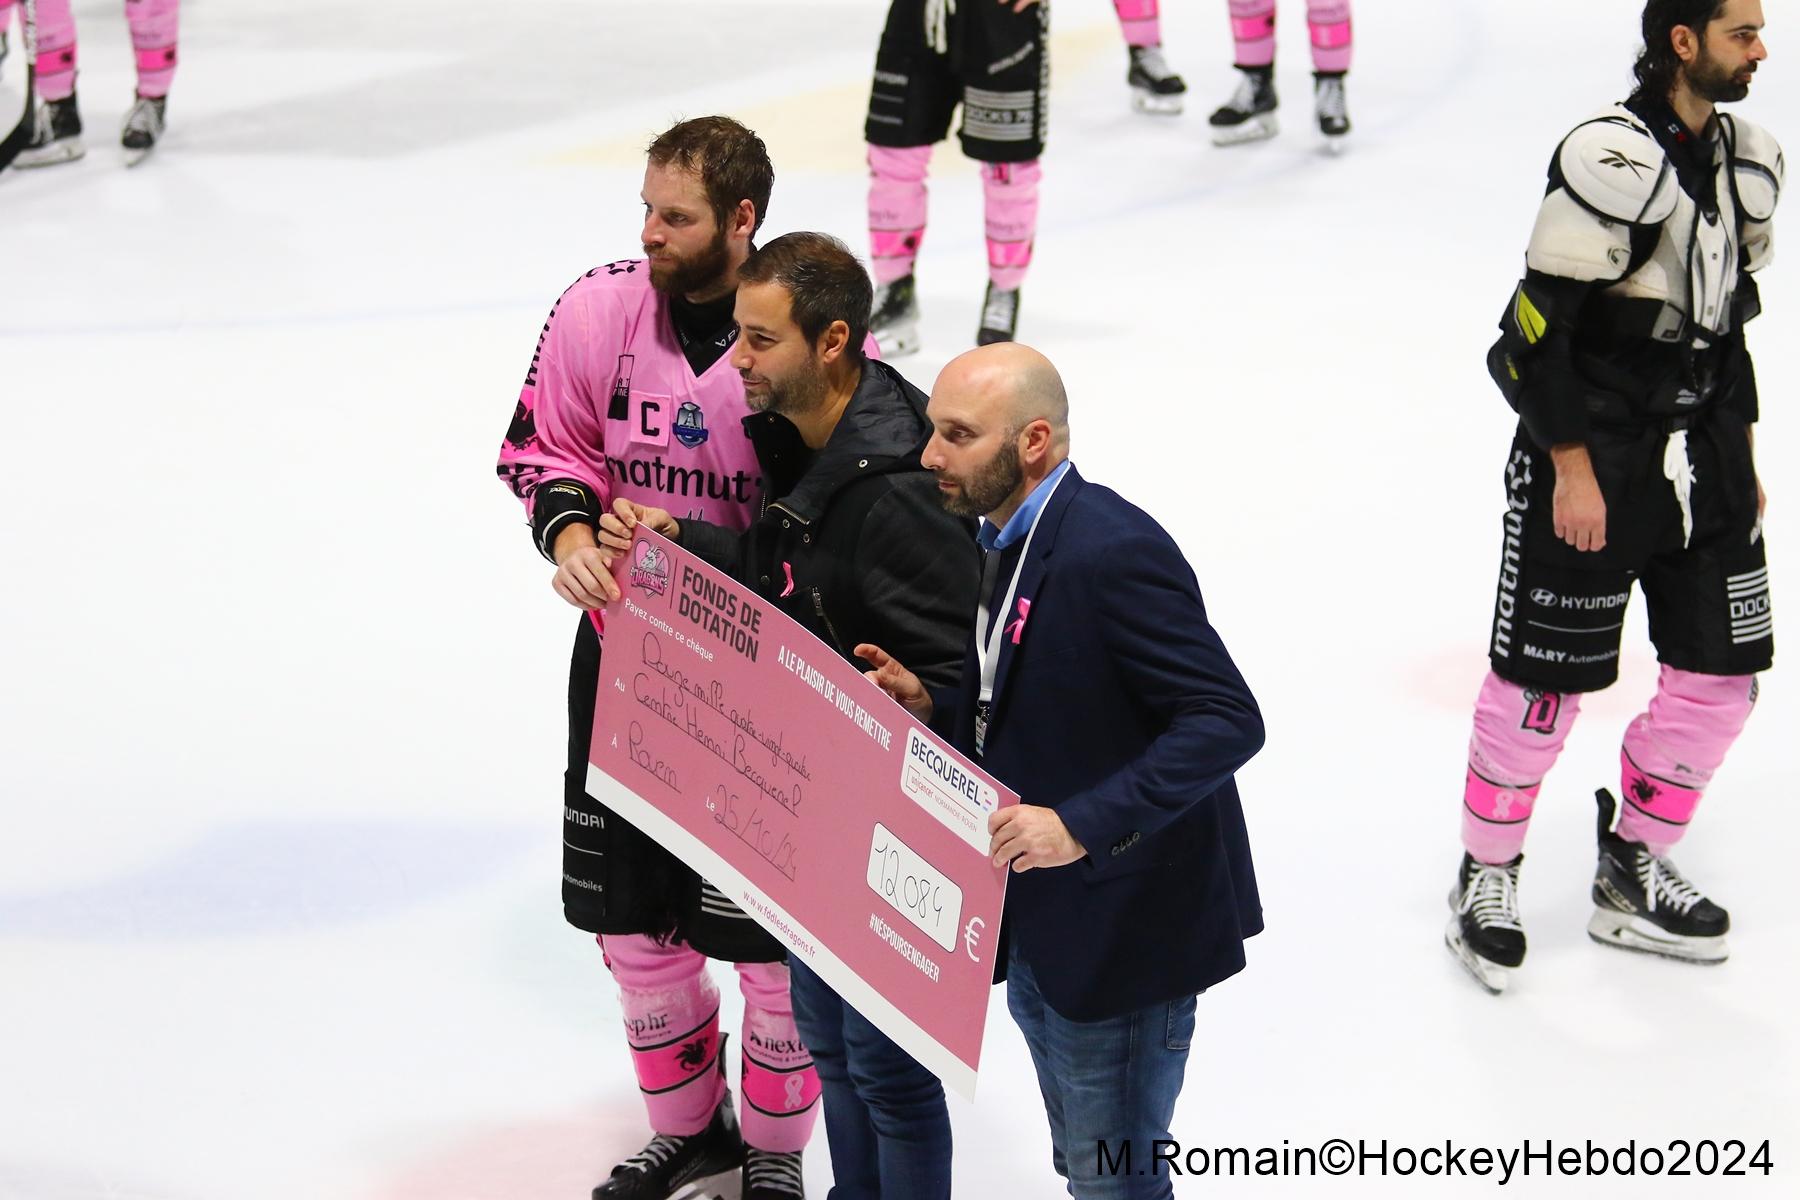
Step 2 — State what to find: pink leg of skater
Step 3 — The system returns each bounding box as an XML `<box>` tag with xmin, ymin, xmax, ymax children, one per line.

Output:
<box><xmin>1227</xmin><ymin>0</ymin><xmax>1276</xmax><ymax>69</ymax></box>
<box><xmin>125</xmin><ymin>0</ymin><xmax>178</xmax><ymax>98</ymax></box>
<box><xmin>982</xmin><ymin>158</ymin><xmax>1039</xmax><ymax>291</ymax></box>
<box><xmin>31</xmin><ymin>0</ymin><xmax>76</xmax><ymax>102</ymax></box>
<box><xmin>1616</xmin><ymin>668</ymin><xmax>1758</xmax><ymax>855</ymax></box>
<box><xmin>1306</xmin><ymin>0</ymin><xmax>1353</xmax><ymax>73</ymax></box>
<box><xmin>1114</xmin><ymin>0</ymin><xmax>1162</xmax><ymax>48</ymax></box>
<box><xmin>735</xmin><ymin>960</ymin><xmax>821</xmax><ymax>1153</ymax></box>
<box><xmin>601</xmin><ymin>933</ymin><xmax>726</xmax><ymax>1136</ymax></box>
<box><xmin>868</xmin><ymin>144</ymin><xmax>931</xmax><ymax>285</ymax></box>
<box><xmin>1463</xmin><ymin>671</ymin><xmax>1583</xmax><ymax>864</ymax></box>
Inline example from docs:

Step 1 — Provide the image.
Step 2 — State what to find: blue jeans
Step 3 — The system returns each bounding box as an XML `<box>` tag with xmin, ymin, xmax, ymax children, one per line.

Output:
<box><xmin>787</xmin><ymin>958</ymin><xmax>952</xmax><ymax>1199</ymax></box>
<box><xmin>1005</xmin><ymin>945</ymin><xmax>1197</xmax><ymax>1199</ymax></box>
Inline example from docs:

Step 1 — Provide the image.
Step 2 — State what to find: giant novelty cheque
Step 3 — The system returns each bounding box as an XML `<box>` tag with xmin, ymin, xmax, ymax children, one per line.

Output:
<box><xmin>587</xmin><ymin>530</ymin><xmax>1015</xmax><ymax>1098</ymax></box>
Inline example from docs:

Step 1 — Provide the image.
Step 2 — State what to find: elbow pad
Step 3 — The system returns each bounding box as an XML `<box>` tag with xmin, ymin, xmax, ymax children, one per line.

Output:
<box><xmin>531</xmin><ymin>479</ymin><xmax>601</xmax><ymax>563</ymax></box>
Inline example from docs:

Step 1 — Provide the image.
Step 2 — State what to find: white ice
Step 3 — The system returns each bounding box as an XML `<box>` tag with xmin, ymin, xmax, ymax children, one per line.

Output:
<box><xmin>1</xmin><ymin>1</ymin><xmax>1794</xmax><ymax>1197</ymax></box>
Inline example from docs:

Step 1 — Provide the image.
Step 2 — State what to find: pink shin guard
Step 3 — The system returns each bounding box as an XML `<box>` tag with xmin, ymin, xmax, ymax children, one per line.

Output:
<box><xmin>1462</xmin><ymin>672</ymin><xmax>1582</xmax><ymax>864</ymax></box>
<box><xmin>127</xmin><ymin>0</ymin><xmax>180</xmax><ymax>98</ymax></box>
<box><xmin>868</xmin><ymin>144</ymin><xmax>931</xmax><ymax>286</ymax></box>
<box><xmin>1114</xmin><ymin>0</ymin><xmax>1162</xmax><ymax>48</ymax></box>
<box><xmin>601</xmin><ymin>935</ymin><xmax>820</xmax><ymax>1150</ymax></box>
<box><xmin>1307</xmin><ymin>2</ymin><xmax>1353</xmax><ymax>74</ymax></box>
<box><xmin>31</xmin><ymin>0</ymin><xmax>78</xmax><ymax>103</ymax></box>
<box><xmin>1227</xmin><ymin>1</ymin><xmax>1277</xmax><ymax>69</ymax></box>
<box><xmin>982</xmin><ymin>159</ymin><xmax>1040</xmax><ymax>290</ymax></box>
<box><xmin>1616</xmin><ymin>668</ymin><xmax>1757</xmax><ymax>854</ymax></box>
<box><xmin>602</xmin><ymin>935</ymin><xmax>726</xmax><ymax>1138</ymax></box>
<box><xmin>736</xmin><ymin>961</ymin><xmax>821</xmax><ymax>1153</ymax></box>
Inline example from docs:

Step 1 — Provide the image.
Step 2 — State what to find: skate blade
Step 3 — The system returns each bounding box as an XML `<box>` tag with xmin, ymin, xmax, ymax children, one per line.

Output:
<box><xmin>1320</xmin><ymin>133</ymin><xmax>1349</xmax><ymax>156</ymax></box>
<box><xmin>1131</xmin><ymin>90</ymin><xmax>1185</xmax><ymax>116</ymax></box>
<box><xmin>15</xmin><ymin>138</ymin><xmax>87</xmax><ymax>168</ymax></box>
<box><xmin>1445</xmin><ymin>918</ymin><xmax>1511</xmax><ymax>995</ymax></box>
<box><xmin>1210</xmin><ymin>114</ymin><xmax>1279</xmax><ymax>147</ymax></box>
<box><xmin>656</xmin><ymin>1166</ymin><xmax>742</xmax><ymax>1200</ymax></box>
<box><xmin>1586</xmin><ymin>909</ymin><xmax>1729</xmax><ymax>964</ymax></box>
<box><xmin>873</xmin><ymin>322</ymin><xmax>920</xmax><ymax>358</ymax></box>
<box><xmin>123</xmin><ymin>144</ymin><xmax>156</xmax><ymax>168</ymax></box>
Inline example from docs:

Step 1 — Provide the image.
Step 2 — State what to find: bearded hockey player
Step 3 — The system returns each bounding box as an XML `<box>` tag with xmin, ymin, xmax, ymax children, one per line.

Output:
<box><xmin>1448</xmin><ymin>0</ymin><xmax>1778</xmax><ymax>993</ymax></box>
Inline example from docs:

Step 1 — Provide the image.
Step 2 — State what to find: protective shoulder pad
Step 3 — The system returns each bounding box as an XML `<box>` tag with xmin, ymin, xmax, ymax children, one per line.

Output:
<box><xmin>1556</xmin><ymin>107</ymin><xmax>1679</xmax><ymax>226</ymax></box>
<box><xmin>1725</xmin><ymin>114</ymin><xmax>1783</xmax><ymax>222</ymax></box>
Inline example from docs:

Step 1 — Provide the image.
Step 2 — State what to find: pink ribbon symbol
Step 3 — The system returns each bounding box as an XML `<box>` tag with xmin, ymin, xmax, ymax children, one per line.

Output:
<box><xmin>780</xmin><ymin>561</ymin><xmax>795</xmax><ymax>598</ymax></box>
<box><xmin>1005</xmin><ymin>597</ymin><xmax>1030</xmax><ymax>645</ymax></box>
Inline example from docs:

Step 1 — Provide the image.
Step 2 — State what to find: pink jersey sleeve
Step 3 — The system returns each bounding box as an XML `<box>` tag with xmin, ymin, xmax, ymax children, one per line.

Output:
<box><xmin>497</xmin><ymin>274</ymin><xmax>616</xmax><ymax>532</ymax></box>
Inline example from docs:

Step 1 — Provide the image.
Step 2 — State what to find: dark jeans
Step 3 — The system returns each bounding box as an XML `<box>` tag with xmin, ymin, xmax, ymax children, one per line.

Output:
<box><xmin>1005</xmin><ymin>945</ymin><xmax>1197</xmax><ymax>1199</ymax></box>
<box><xmin>787</xmin><ymin>958</ymin><xmax>952</xmax><ymax>1199</ymax></box>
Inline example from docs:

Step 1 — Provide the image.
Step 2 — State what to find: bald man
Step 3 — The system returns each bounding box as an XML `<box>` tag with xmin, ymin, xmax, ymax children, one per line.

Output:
<box><xmin>860</xmin><ymin>345</ymin><xmax>1267</xmax><ymax>1200</ymax></box>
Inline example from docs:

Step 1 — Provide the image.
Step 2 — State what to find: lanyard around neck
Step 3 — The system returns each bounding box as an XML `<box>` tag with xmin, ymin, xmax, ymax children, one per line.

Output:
<box><xmin>975</xmin><ymin>470</ymin><xmax>1066</xmax><ymax>705</ymax></box>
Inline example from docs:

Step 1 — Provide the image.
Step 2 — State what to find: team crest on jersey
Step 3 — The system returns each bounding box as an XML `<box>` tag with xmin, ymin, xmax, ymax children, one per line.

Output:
<box><xmin>630</xmin><ymin>541</ymin><xmax>670</xmax><ymax>597</ymax></box>
<box><xmin>673</xmin><ymin>401</ymin><xmax>710</xmax><ymax>448</ymax></box>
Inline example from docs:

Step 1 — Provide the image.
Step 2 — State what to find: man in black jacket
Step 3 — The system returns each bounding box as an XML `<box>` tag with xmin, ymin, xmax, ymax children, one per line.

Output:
<box><xmin>599</xmin><ymin>231</ymin><xmax>980</xmax><ymax>1200</ymax></box>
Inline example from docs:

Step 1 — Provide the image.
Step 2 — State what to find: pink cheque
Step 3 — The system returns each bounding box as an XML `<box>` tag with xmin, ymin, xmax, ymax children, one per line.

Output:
<box><xmin>588</xmin><ymin>530</ymin><xmax>1015</xmax><ymax>1098</ymax></box>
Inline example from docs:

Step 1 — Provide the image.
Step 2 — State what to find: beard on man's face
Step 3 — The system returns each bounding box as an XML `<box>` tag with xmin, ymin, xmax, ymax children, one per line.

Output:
<box><xmin>646</xmin><ymin>225</ymin><xmax>731</xmax><ymax>296</ymax></box>
<box><xmin>747</xmin><ymin>353</ymin><xmax>829</xmax><ymax>419</ymax></box>
<box><xmin>1688</xmin><ymin>42</ymin><xmax>1754</xmax><ymax>104</ymax></box>
<box><xmin>938</xmin><ymin>438</ymin><xmax>1023</xmax><ymax>519</ymax></box>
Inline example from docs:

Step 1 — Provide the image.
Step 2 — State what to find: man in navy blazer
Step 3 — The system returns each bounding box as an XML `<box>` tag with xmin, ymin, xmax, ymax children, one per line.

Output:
<box><xmin>859</xmin><ymin>343</ymin><xmax>1265</xmax><ymax>1199</ymax></box>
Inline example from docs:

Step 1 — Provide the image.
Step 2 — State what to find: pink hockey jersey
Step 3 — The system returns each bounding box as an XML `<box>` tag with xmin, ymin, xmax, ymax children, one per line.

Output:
<box><xmin>498</xmin><ymin>259</ymin><xmax>765</xmax><ymax>546</ymax></box>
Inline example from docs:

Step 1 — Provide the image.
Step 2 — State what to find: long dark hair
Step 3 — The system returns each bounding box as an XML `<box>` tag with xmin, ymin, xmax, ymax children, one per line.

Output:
<box><xmin>1632</xmin><ymin>0</ymin><xmax>1728</xmax><ymax>96</ymax></box>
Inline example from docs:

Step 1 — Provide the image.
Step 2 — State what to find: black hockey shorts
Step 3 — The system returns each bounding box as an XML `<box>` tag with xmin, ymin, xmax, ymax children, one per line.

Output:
<box><xmin>562</xmin><ymin>618</ymin><xmax>782</xmax><ymax>962</ymax></box>
<box><xmin>866</xmin><ymin>0</ymin><xmax>1050</xmax><ymax>163</ymax></box>
<box><xmin>1486</xmin><ymin>416</ymin><xmax>1772</xmax><ymax>693</ymax></box>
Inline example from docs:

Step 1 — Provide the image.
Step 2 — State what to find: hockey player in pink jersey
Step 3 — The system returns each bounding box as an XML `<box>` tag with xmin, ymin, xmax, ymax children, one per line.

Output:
<box><xmin>1208</xmin><ymin>1</ymin><xmax>1352</xmax><ymax>149</ymax></box>
<box><xmin>1112</xmin><ymin>1</ymin><xmax>1189</xmax><ymax>115</ymax></box>
<box><xmin>865</xmin><ymin>0</ymin><xmax>1046</xmax><ymax>353</ymax></box>
<box><xmin>497</xmin><ymin>116</ymin><xmax>819</xmax><ymax>1200</ymax></box>
<box><xmin>2</xmin><ymin>0</ymin><xmax>177</xmax><ymax>166</ymax></box>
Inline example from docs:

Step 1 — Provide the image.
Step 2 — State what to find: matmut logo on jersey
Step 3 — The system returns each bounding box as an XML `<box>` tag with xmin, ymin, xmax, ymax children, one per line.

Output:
<box><xmin>674</xmin><ymin>401</ymin><xmax>710</xmax><ymax>448</ymax></box>
<box><xmin>630</xmin><ymin>541</ymin><xmax>671</xmax><ymax>597</ymax></box>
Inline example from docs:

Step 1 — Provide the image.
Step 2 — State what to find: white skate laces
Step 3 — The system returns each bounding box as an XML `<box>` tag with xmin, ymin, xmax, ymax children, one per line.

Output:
<box><xmin>1316</xmin><ymin>76</ymin><xmax>1347</xmax><ymax>121</ymax></box>
<box><xmin>1228</xmin><ymin>72</ymin><xmax>1262</xmax><ymax>113</ymax></box>
<box><xmin>1662</xmin><ymin>430</ymin><xmax>1697</xmax><ymax>548</ymax></box>
<box><xmin>1638</xmin><ymin>853</ymin><xmax>1704</xmax><ymax>916</ymax></box>
<box><xmin>982</xmin><ymin>287</ymin><xmax>1017</xmax><ymax>331</ymax></box>
<box><xmin>745</xmin><ymin>1149</ymin><xmax>805</xmax><ymax>1194</ymax></box>
<box><xmin>1134</xmin><ymin>46</ymin><xmax>1175</xmax><ymax>81</ymax></box>
<box><xmin>1458</xmin><ymin>862</ymin><xmax>1523</xmax><ymax>932</ymax></box>
<box><xmin>924</xmin><ymin>0</ymin><xmax>956</xmax><ymax>54</ymax></box>
<box><xmin>620</xmin><ymin>1133</ymin><xmax>684</xmax><ymax>1174</ymax></box>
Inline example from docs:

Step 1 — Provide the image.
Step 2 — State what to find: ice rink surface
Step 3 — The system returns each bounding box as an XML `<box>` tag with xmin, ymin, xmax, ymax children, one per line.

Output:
<box><xmin>1</xmin><ymin>1</ymin><xmax>1795</xmax><ymax>1196</ymax></box>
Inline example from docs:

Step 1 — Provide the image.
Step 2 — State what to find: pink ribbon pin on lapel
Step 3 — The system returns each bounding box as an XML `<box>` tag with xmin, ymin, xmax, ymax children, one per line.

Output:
<box><xmin>1005</xmin><ymin>597</ymin><xmax>1031</xmax><ymax>645</ymax></box>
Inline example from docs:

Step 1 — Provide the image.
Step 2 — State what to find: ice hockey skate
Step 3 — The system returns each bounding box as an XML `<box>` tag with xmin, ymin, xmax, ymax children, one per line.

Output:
<box><xmin>591</xmin><ymin>1088</ymin><xmax>746</xmax><ymax>1200</ymax></box>
<box><xmin>1588</xmin><ymin>789</ymin><xmax>1730</xmax><ymax>964</ymax></box>
<box><xmin>976</xmin><ymin>281</ymin><xmax>1019</xmax><ymax>345</ymax></box>
<box><xmin>1127</xmin><ymin>45</ymin><xmax>1187</xmax><ymax>115</ymax></box>
<box><xmin>15</xmin><ymin>92</ymin><xmax>85</xmax><ymax>168</ymax></box>
<box><xmin>1314</xmin><ymin>71</ymin><xmax>1350</xmax><ymax>152</ymax></box>
<box><xmin>742</xmin><ymin>1148</ymin><xmax>805</xmax><ymax>1200</ymax></box>
<box><xmin>1208</xmin><ymin>67</ymin><xmax>1278</xmax><ymax>146</ymax></box>
<box><xmin>870</xmin><ymin>273</ymin><xmax>920</xmax><ymax>358</ymax></box>
<box><xmin>1445</xmin><ymin>852</ymin><xmax>1526</xmax><ymax>994</ymax></box>
<box><xmin>121</xmin><ymin>94</ymin><xmax>166</xmax><ymax>166</ymax></box>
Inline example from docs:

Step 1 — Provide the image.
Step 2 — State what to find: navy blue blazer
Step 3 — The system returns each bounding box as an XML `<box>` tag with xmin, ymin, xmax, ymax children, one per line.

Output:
<box><xmin>929</xmin><ymin>465</ymin><xmax>1265</xmax><ymax>1022</ymax></box>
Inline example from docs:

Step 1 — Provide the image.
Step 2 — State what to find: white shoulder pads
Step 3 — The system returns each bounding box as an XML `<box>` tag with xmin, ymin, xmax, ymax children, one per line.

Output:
<box><xmin>1557</xmin><ymin>107</ymin><xmax>1679</xmax><ymax>225</ymax></box>
<box><xmin>1527</xmin><ymin>189</ymin><xmax>1635</xmax><ymax>282</ymax></box>
<box><xmin>1725</xmin><ymin>113</ymin><xmax>1783</xmax><ymax>223</ymax></box>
